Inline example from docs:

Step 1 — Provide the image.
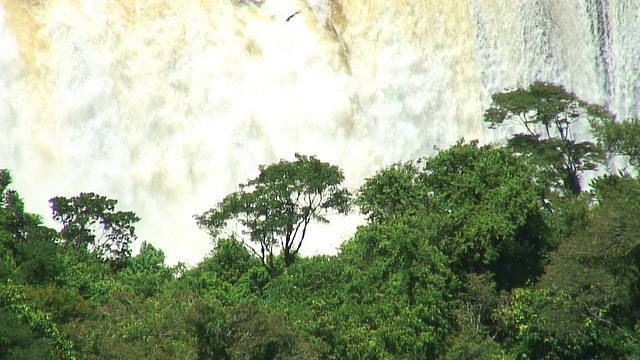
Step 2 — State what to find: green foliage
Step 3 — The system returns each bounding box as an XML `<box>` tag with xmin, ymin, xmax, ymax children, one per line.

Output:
<box><xmin>4</xmin><ymin>123</ymin><xmax>640</xmax><ymax>360</ymax></box>
<box><xmin>0</xmin><ymin>170</ymin><xmax>44</xmax><ymax>244</ymax></box>
<box><xmin>444</xmin><ymin>331</ymin><xmax>508</xmax><ymax>360</ymax></box>
<box><xmin>196</xmin><ymin>154</ymin><xmax>351</xmax><ymax>275</ymax></box>
<box><xmin>453</xmin><ymin>273</ymin><xmax>502</xmax><ymax>339</ymax></box>
<box><xmin>359</xmin><ymin>141</ymin><xmax>553</xmax><ymax>289</ymax></box>
<box><xmin>590</xmin><ymin>115</ymin><xmax>640</xmax><ymax>168</ymax></box>
<box><xmin>550</xmin><ymin>175</ymin><xmax>640</xmax><ymax>330</ymax></box>
<box><xmin>192</xmin><ymin>238</ymin><xmax>259</xmax><ymax>286</ymax></box>
<box><xmin>485</xmin><ymin>82</ymin><xmax>586</xmax><ymax>130</ymax></box>
<box><xmin>56</xmin><ymin>245</ymin><xmax>117</xmax><ymax>307</ymax></box>
<box><xmin>334</xmin><ymin>216</ymin><xmax>459</xmax><ymax>359</ymax></box>
<box><xmin>0</xmin><ymin>308</ymin><xmax>56</xmax><ymax>360</ymax></box>
<box><xmin>484</xmin><ymin>82</ymin><xmax>605</xmax><ymax>195</ymax></box>
<box><xmin>0</xmin><ymin>243</ymin><xmax>17</xmax><ymax>283</ymax></box>
<box><xmin>235</xmin><ymin>265</ymin><xmax>273</xmax><ymax>300</ymax></box>
<box><xmin>180</xmin><ymin>239</ymin><xmax>263</xmax><ymax>305</ymax></box>
<box><xmin>50</xmin><ymin>192</ymin><xmax>140</xmax><ymax>269</ymax></box>
<box><xmin>62</xmin><ymin>286</ymin><xmax>197</xmax><ymax>360</ymax></box>
<box><xmin>494</xmin><ymin>175</ymin><xmax>640</xmax><ymax>359</ymax></box>
<box><xmin>24</xmin><ymin>286</ymin><xmax>93</xmax><ymax>324</ymax></box>
<box><xmin>117</xmin><ymin>242</ymin><xmax>177</xmax><ymax>298</ymax></box>
<box><xmin>190</xmin><ymin>300</ymin><xmax>318</xmax><ymax>359</ymax></box>
<box><xmin>357</xmin><ymin>161</ymin><xmax>425</xmax><ymax>222</ymax></box>
<box><xmin>260</xmin><ymin>255</ymin><xmax>347</xmax><ymax>354</ymax></box>
<box><xmin>14</xmin><ymin>236</ymin><xmax>64</xmax><ymax>286</ymax></box>
<box><xmin>0</xmin><ymin>169</ymin><xmax>63</xmax><ymax>286</ymax></box>
<box><xmin>0</xmin><ymin>282</ymin><xmax>77</xmax><ymax>360</ymax></box>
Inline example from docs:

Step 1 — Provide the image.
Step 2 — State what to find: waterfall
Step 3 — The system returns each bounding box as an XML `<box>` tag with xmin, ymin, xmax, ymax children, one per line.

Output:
<box><xmin>1</xmin><ymin>0</ymin><xmax>638</xmax><ymax>264</ymax></box>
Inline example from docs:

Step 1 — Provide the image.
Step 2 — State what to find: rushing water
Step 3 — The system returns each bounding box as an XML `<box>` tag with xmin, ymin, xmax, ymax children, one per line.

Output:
<box><xmin>1</xmin><ymin>0</ymin><xmax>638</xmax><ymax>264</ymax></box>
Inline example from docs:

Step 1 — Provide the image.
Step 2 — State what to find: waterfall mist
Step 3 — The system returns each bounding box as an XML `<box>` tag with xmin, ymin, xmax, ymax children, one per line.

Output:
<box><xmin>1</xmin><ymin>0</ymin><xmax>638</xmax><ymax>265</ymax></box>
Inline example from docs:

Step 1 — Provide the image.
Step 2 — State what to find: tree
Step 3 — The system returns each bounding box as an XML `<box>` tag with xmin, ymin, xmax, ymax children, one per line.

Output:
<box><xmin>356</xmin><ymin>161</ymin><xmax>425</xmax><ymax>223</ymax></box>
<box><xmin>336</xmin><ymin>215</ymin><xmax>460</xmax><ymax>359</ymax></box>
<box><xmin>0</xmin><ymin>282</ymin><xmax>76</xmax><ymax>360</ymax></box>
<box><xmin>484</xmin><ymin>82</ymin><xmax>605</xmax><ymax>195</ymax></box>
<box><xmin>196</xmin><ymin>154</ymin><xmax>351</xmax><ymax>275</ymax></box>
<box><xmin>494</xmin><ymin>175</ymin><xmax>640</xmax><ymax>359</ymax></box>
<box><xmin>0</xmin><ymin>170</ymin><xmax>43</xmax><ymax>245</ymax></box>
<box><xmin>358</xmin><ymin>141</ymin><xmax>553</xmax><ymax>289</ymax></box>
<box><xmin>0</xmin><ymin>170</ymin><xmax>63</xmax><ymax>285</ymax></box>
<box><xmin>62</xmin><ymin>286</ymin><xmax>197</xmax><ymax>360</ymax></box>
<box><xmin>190</xmin><ymin>238</ymin><xmax>259</xmax><ymax>286</ymax></box>
<box><xmin>590</xmin><ymin>114</ymin><xmax>640</xmax><ymax>169</ymax></box>
<box><xmin>419</xmin><ymin>141</ymin><xmax>553</xmax><ymax>288</ymax></box>
<box><xmin>50</xmin><ymin>193</ymin><xmax>140</xmax><ymax>269</ymax></box>
<box><xmin>0</xmin><ymin>308</ymin><xmax>56</xmax><ymax>360</ymax></box>
<box><xmin>181</xmin><ymin>239</ymin><xmax>261</xmax><ymax>305</ymax></box>
<box><xmin>117</xmin><ymin>242</ymin><xmax>177</xmax><ymax>298</ymax></box>
<box><xmin>190</xmin><ymin>300</ymin><xmax>318</xmax><ymax>359</ymax></box>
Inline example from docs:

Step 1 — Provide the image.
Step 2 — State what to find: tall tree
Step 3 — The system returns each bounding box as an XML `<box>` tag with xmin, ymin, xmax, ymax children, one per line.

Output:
<box><xmin>50</xmin><ymin>193</ymin><xmax>140</xmax><ymax>269</ymax></box>
<box><xmin>484</xmin><ymin>82</ymin><xmax>605</xmax><ymax>195</ymax></box>
<box><xmin>196</xmin><ymin>154</ymin><xmax>351</xmax><ymax>275</ymax></box>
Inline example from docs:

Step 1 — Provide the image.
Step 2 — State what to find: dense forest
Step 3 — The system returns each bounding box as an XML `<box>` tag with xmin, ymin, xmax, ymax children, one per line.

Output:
<box><xmin>2</xmin><ymin>83</ymin><xmax>640</xmax><ymax>359</ymax></box>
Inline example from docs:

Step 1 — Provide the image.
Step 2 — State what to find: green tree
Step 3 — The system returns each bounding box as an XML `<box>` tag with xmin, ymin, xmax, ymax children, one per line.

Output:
<box><xmin>181</xmin><ymin>238</ymin><xmax>260</xmax><ymax>305</ymax></box>
<box><xmin>444</xmin><ymin>330</ymin><xmax>508</xmax><ymax>360</ymax></box>
<box><xmin>62</xmin><ymin>286</ymin><xmax>197</xmax><ymax>360</ymax></box>
<box><xmin>0</xmin><ymin>170</ymin><xmax>41</xmax><ymax>245</ymax></box>
<box><xmin>50</xmin><ymin>192</ymin><xmax>140</xmax><ymax>270</ymax></box>
<box><xmin>196</xmin><ymin>154</ymin><xmax>351</xmax><ymax>275</ymax></box>
<box><xmin>191</xmin><ymin>238</ymin><xmax>259</xmax><ymax>286</ymax></box>
<box><xmin>424</xmin><ymin>141</ymin><xmax>553</xmax><ymax>288</ymax></box>
<box><xmin>484</xmin><ymin>82</ymin><xmax>605</xmax><ymax>195</ymax></box>
<box><xmin>332</xmin><ymin>215</ymin><xmax>459</xmax><ymax>359</ymax></box>
<box><xmin>0</xmin><ymin>170</ymin><xmax>64</xmax><ymax>285</ymax></box>
<box><xmin>23</xmin><ymin>286</ymin><xmax>92</xmax><ymax>325</ymax></box>
<box><xmin>117</xmin><ymin>242</ymin><xmax>177</xmax><ymax>298</ymax></box>
<box><xmin>13</xmin><ymin>237</ymin><xmax>64</xmax><ymax>286</ymax></box>
<box><xmin>260</xmin><ymin>255</ymin><xmax>348</xmax><ymax>356</ymax></box>
<box><xmin>359</xmin><ymin>141</ymin><xmax>553</xmax><ymax>289</ymax></box>
<box><xmin>495</xmin><ymin>175</ymin><xmax>640</xmax><ymax>359</ymax></box>
<box><xmin>356</xmin><ymin>161</ymin><xmax>425</xmax><ymax>223</ymax></box>
<box><xmin>590</xmin><ymin>114</ymin><xmax>640</xmax><ymax>169</ymax></box>
<box><xmin>0</xmin><ymin>308</ymin><xmax>56</xmax><ymax>360</ymax></box>
<box><xmin>190</xmin><ymin>300</ymin><xmax>318</xmax><ymax>359</ymax></box>
<box><xmin>1</xmin><ymin>282</ymin><xmax>76</xmax><ymax>360</ymax></box>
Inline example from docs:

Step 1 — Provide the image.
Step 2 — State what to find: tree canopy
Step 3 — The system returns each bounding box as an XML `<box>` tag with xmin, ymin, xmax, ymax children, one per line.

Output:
<box><xmin>196</xmin><ymin>153</ymin><xmax>351</xmax><ymax>275</ymax></box>
<box><xmin>50</xmin><ymin>193</ymin><xmax>139</xmax><ymax>269</ymax></box>
<box><xmin>484</xmin><ymin>82</ymin><xmax>605</xmax><ymax>195</ymax></box>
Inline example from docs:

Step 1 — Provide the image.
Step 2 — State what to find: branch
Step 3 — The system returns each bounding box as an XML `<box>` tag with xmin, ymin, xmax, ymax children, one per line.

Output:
<box><xmin>554</xmin><ymin>114</ymin><xmax>568</xmax><ymax>142</ymax></box>
<box><xmin>295</xmin><ymin>217</ymin><xmax>312</xmax><ymax>253</ymax></box>
<box><xmin>240</xmin><ymin>237</ymin><xmax>263</xmax><ymax>260</ymax></box>
<box><xmin>289</xmin><ymin>219</ymin><xmax>305</xmax><ymax>248</ymax></box>
<box><xmin>521</xmin><ymin>113</ymin><xmax>536</xmax><ymax>136</ymax></box>
<box><xmin>584</xmin><ymin>303</ymin><xmax>640</xmax><ymax>344</ymax></box>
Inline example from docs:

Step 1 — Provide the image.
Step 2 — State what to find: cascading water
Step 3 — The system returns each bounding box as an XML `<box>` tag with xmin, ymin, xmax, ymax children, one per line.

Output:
<box><xmin>1</xmin><ymin>0</ymin><xmax>638</xmax><ymax>265</ymax></box>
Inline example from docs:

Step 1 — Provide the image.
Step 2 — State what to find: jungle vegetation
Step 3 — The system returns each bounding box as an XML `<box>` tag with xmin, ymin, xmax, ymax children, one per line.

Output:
<box><xmin>1</xmin><ymin>82</ymin><xmax>640</xmax><ymax>359</ymax></box>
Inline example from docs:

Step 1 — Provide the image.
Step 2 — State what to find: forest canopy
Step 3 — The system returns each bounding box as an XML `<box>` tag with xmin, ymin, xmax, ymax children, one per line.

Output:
<box><xmin>1</xmin><ymin>83</ymin><xmax>640</xmax><ymax>359</ymax></box>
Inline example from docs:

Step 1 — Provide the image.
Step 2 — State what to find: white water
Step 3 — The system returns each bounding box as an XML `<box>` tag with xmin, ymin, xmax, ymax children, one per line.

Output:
<box><xmin>1</xmin><ymin>0</ymin><xmax>638</xmax><ymax>265</ymax></box>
